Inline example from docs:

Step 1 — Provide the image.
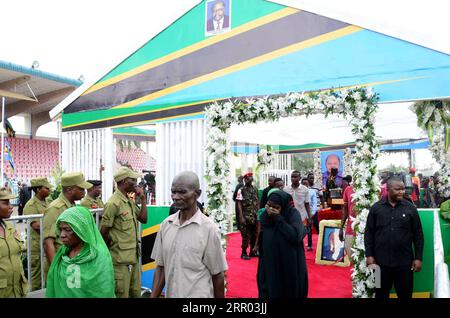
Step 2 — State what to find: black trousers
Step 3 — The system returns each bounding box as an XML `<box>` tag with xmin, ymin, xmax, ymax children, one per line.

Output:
<box><xmin>305</xmin><ymin>222</ymin><xmax>312</xmax><ymax>248</ymax></box>
<box><xmin>312</xmin><ymin>213</ymin><xmax>319</xmax><ymax>232</ymax></box>
<box><xmin>306</xmin><ymin>214</ymin><xmax>319</xmax><ymax>248</ymax></box>
<box><xmin>375</xmin><ymin>265</ymin><xmax>413</xmax><ymax>299</ymax></box>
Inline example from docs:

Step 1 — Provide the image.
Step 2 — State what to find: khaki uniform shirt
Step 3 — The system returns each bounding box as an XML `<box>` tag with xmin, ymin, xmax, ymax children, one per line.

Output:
<box><xmin>151</xmin><ymin>210</ymin><xmax>228</xmax><ymax>298</ymax></box>
<box><xmin>80</xmin><ymin>195</ymin><xmax>104</xmax><ymax>209</ymax></box>
<box><xmin>46</xmin><ymin>196</ymin><xmax>54</xmax><ymax>205</ymax></box>
<box><xmin>0</xmin><ymin>221</ymin><xmax>28</xmax><ymax>297</ymax></box>
<box><xmin>43</xmin><ymin>193</ymin><xmax>75</xmax><ymax>253</ymax></box>
<box><xmin>23</xmin><ymin>196</ymin><xmax>48</xmax><ymax>255</ymax></box>
<box><xmin>101</xmin><ymin>190</ymin><xmax>140</xmax><ymax>265</ymax></box>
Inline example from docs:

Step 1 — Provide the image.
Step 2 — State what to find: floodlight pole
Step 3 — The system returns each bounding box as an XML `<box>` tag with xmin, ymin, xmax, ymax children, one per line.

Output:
<box><xmin>1</xmin><ymin>96</ymin><xmax>5</xmax><ymax>186</ymax></box>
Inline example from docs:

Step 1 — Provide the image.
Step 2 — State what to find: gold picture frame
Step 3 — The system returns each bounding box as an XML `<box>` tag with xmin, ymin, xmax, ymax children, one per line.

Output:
<box><xmin>315</xmin><ymin>219</ymin><xmax>350</xmax><ymax>267</ymax></box>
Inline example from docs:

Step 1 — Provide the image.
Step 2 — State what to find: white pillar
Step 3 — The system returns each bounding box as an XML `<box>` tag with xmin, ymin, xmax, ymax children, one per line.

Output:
<box><xmin>61</xmin><ymin>128</ymin><xmax>115</xmax><ymax>200</ymax></box>
<box><xmin>156</xmin><ymin>119</ymin><xmax>206</xmax><ymax>206</ymax></box>
<box><xmin>61</xmin><ymin>130</ymin><xmax>69</xmax><ymax>172</ymax></box>
<box><xmin>103</xmin><ymin>128</ymin><xmax>114</xmax><ymax>200</ymax></box>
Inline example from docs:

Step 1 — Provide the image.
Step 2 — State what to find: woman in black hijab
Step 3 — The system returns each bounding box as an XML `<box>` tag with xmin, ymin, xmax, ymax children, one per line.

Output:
<box><xmin>257</xmin><ymin>190</ymin><xmax>308</xmax><ymax>298</ymax></box>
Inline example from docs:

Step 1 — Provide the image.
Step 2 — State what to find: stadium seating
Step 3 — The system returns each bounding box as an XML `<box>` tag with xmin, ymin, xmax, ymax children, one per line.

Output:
<box><xmin>116</xmin><ymin>146</ymin><xmax>156</xmax><ymax>173</ymax></box>
<box><xmin>4</xmin><ymin>137</ymin><xmax>59</xmax><ymax>181</ymax></box>
<box><xmin>3</xmin><ymin>137</ymin><xmax>156</xmax><ymax>181</ymax></box>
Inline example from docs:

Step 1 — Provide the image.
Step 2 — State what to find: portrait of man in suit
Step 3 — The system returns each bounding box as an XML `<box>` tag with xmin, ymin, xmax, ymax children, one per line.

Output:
<box><xmin>205</xmin><ymin>0</ymin><xmax>231</xmax><ymax>36</ymax></box>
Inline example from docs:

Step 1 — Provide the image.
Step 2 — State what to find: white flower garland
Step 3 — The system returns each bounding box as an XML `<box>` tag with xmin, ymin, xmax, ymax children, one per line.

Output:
<box><xmin>205</xmin><ymin>87</ymin><xmax>379</xmax><ymax>297</ymax></box>
<box><xmin>313</xmin><ymin>149</ymin><xmax>323</xmax><ymax>189</ymax></box>
<box><xmin>343</xmin><ymin>147</ymin><xmax>353</xmax><ymax>178</ymax></box>
<box><xmin>410</xmin><ymin>100</ymin><xmax>450</xmax><ymax>198</ymax></box>
<box><xmin>257</xmin><ymin>145</ymin><xmax>273</xmax><ymax>167</ymax></box>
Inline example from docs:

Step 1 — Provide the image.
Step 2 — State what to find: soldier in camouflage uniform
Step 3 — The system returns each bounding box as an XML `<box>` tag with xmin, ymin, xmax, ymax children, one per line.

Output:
<box><xmin>236</xmin><ymin>172</ymin><xmax>259</xmax><ymax>260</ymax></box>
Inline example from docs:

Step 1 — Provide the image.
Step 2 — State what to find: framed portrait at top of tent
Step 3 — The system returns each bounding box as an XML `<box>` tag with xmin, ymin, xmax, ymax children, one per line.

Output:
<box><xmin>315</xmin><ymin>219</ymin><xmax>350</xmax><ymax>267</ymax></box>
<box><xmin>205</xmin><ymin>0</ymin><xmax>232</xmax><ymax>36</ymax></box>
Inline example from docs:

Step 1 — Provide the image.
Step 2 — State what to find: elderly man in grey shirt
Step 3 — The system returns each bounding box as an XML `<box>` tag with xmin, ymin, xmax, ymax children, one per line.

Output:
<box><xmin>150</xmin><ymin>171</ymin><xmax>228</xmax><ymax>298</ymax></box>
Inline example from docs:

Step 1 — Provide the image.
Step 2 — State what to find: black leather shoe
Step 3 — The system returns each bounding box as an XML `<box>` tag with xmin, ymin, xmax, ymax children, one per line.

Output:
<box><xmin>249</xmin><ymin>251</ymin><xmax>258</xmax><ymax>257</ymax></box>
<box><xmin>241</xmin><ymin>253</ymin><xmax>251</xmax><ymax>260</ymax></box>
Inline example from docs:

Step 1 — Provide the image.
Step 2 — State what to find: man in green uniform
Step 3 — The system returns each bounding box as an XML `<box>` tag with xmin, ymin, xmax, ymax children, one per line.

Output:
<box><xmin>0</xmin><ymin>187</ymin><xmax>28</xmax><ymax>297</ymax></box>
<box><xmin>100</xmin><ymin>167</ymin><xmax>147</xmax><ymax>298</ymax></box>
<box><xmin>80</xmin><ymin>180</ymin><xmax>104</xmax><ymax>209</ymax></box>
<box><xmin>23</xmin><ymin>177</ymin><xmax>52</xmax><ymax>291</ymax></box>
<box><xmin>236</xmin><ymin>172</ymin><xmax>259</xmax><ymax>260</ymax></box>
<box><xmin>43</xmin><ymin>172</ymin><xmax>92</xmax><ymax>273</ymax></box>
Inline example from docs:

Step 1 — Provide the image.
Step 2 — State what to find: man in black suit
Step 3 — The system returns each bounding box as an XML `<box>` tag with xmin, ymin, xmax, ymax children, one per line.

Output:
<box><xmin>18</xmin><ymin>182</ymin><xmax>31</xmax><ymax>222</ymax></box>
<box><xmin>206</xmin><ymin>0</ymin><xmax>230</xmax><ymax>33</ymax></box>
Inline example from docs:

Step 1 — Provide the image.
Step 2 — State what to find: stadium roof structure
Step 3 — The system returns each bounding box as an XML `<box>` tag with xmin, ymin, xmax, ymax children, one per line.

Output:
<box><xmin>0</xmin><ymin>60</ymin><xmax>81</xmax><ymax>136</ymax></box>
<box><xmin>51</xmin><ymin>0</ymin><xmax>450</xmax><ymax>133</ymax></box>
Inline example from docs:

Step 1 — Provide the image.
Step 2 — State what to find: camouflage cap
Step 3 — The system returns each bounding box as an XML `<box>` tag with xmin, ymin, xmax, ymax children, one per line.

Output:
<box><xmin>0</xmin><ymin>187</ymin><xmax>17</xmax><ymax>200</ymax></box>
<box><xmin>61</xmin><ymin>172</ymin><xmax>93</xmax><ymax>189</ymax></box>
<box><xmin>114</xmin><ymin>167</ymin><xmax>140</xmax><ymax>182</ymax></box>
<box><xmin>31</xmin><ymin>177</ymin><xmax>53</xmax><ymax>189</ymax></box>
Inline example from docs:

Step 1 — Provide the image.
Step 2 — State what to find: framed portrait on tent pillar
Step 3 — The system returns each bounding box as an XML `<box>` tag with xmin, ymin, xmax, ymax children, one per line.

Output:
<box><xmin>315</xmin><ymin>219</ymin><xmax>350</xmax><ymax>267</ymax></box>
<box><xmin>205</xmin><ymin>0</ymin><xmax>232</xmax><ymax>36</ymax></box>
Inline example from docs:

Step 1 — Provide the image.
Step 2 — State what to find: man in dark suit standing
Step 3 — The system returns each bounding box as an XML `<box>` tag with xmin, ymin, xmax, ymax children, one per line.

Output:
<box><xmin>206</xmin><ymin>0</ymin><xmax>230</xmax><ymax>33</ymax></box>
<box><xmin>18</xmin><ymin>182</ymin><xmax>31</xmax><ymax>222</ymax></box>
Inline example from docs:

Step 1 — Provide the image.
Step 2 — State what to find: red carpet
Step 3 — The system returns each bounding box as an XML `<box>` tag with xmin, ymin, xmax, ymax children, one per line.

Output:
<box><xmin>225</xmin><ymin>232</ymin><xmax>352</xmax><ymax>298</ymax></box>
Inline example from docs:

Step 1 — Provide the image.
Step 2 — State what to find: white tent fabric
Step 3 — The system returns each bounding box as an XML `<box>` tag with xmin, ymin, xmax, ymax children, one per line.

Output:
<box><xmin>49</xmin><ymin>0</ymin><xmax>202</xmax><ymax>119</ymax></box>
<box><xmin>231</xmin><ymin>1</ymin><xmax>443</xmax><ymax>146</ymax></box>
<box><xmin>229</xmin><ymin>102</ymin><xmax>426</xmax><ymax>145</ymax></box>
<box><xmin>270</xmin><ymin>0</ymin><xmax>450</xmax><ymax>55</ymax></box>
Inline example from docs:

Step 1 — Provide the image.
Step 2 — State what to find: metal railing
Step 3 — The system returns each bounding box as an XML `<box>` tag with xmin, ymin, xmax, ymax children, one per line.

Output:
<box><xmin>433</xmin><ymin>209</ymin><xmax>450</xmax><ymax>298</ymax></box>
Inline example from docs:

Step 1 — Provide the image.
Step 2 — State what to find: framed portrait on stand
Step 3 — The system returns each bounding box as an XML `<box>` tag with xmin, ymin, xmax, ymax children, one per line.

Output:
<box><xmin>315</xmin><ymin>219</ymin><xmax>350</xmax><ymax>267</ymax></box>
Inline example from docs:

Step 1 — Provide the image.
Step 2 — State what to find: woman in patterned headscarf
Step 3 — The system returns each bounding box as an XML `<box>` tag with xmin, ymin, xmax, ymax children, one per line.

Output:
<box><xmin>46</xmin><ymin>206</ymin><xmax>115</xmax><ymax>298</ymax></box>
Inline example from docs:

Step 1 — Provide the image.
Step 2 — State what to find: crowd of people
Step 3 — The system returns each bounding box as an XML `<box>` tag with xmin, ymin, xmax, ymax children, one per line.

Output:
<box><xmin>232</xmin><ymin>170</ymin><xmax>324</xmax><ymax>298</ymax></box>
<box><xmin>0</xmin><ymin>163</ymin><xmax>446</xmax><ymax>299</ymax></box>
<box><xmin>232</xmin><ymin>165</ymin><xmax>442</xmax><ymax>299</ymax></box>
<box><xmin>0</xmin><ymin>168</ymin><xmax>227</xmax><ymax>299</ymax></box>
<box><xmin>379</xmin><ymin>168</ymin><xmax>445</xmax><ymax>208</ymax></box>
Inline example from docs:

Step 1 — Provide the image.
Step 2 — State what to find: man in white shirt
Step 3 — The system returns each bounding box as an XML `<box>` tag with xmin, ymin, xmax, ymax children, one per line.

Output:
<box><xmin>284</xmin><ymin>170</ymin><xmax>311</xmax><ymax>230</ymax></box>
